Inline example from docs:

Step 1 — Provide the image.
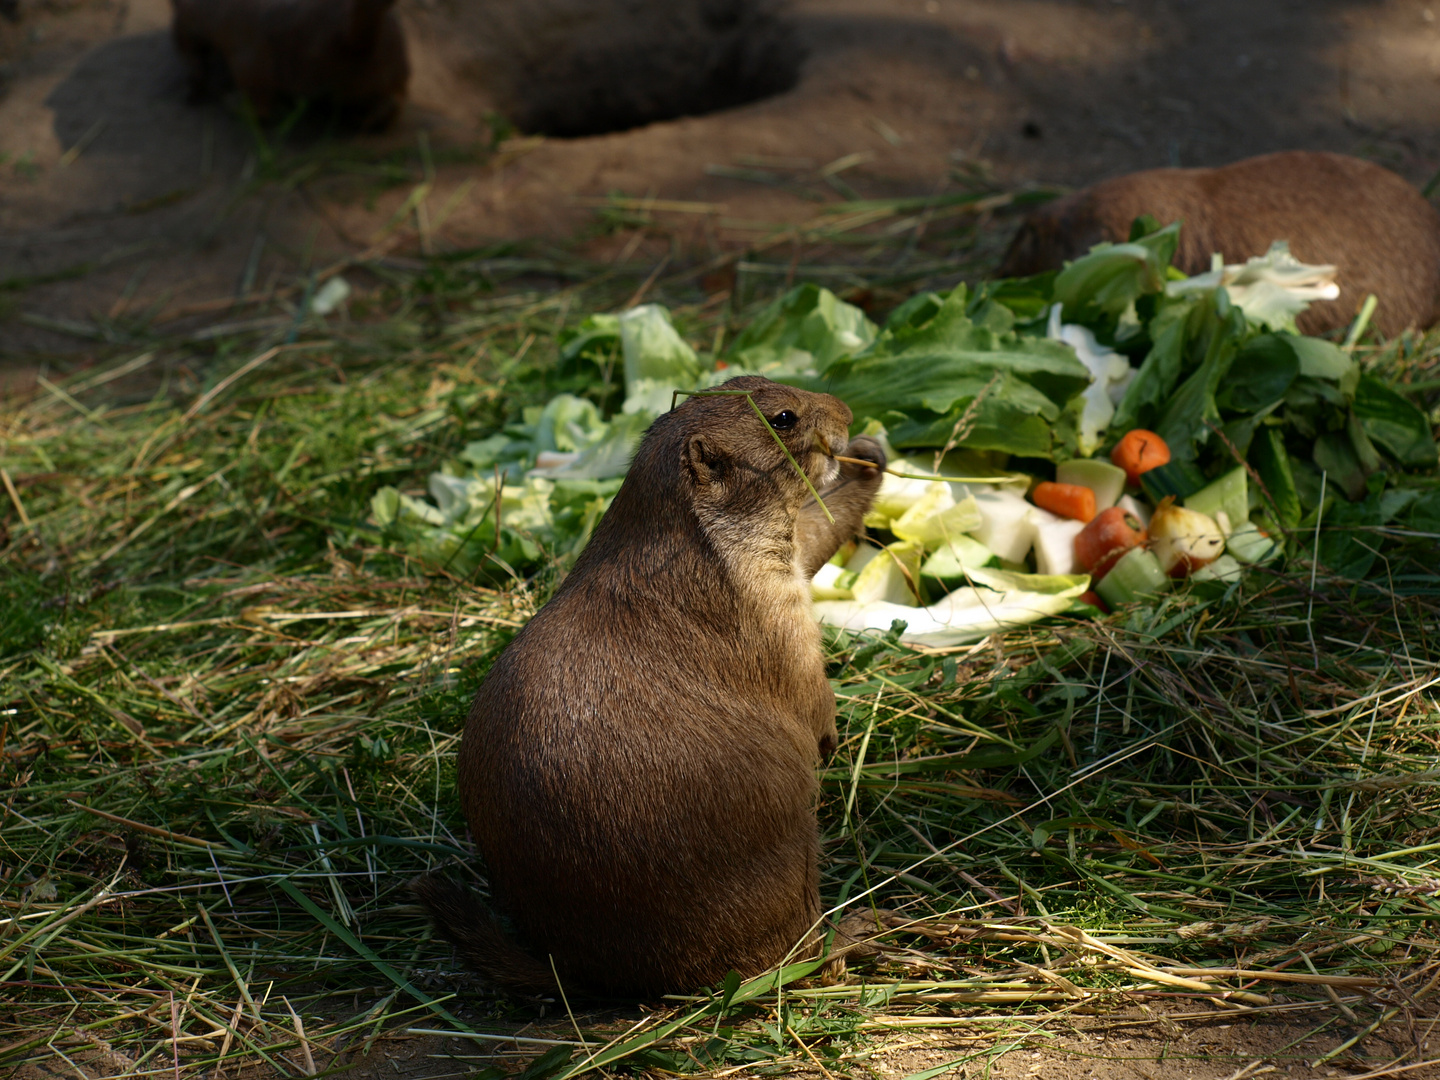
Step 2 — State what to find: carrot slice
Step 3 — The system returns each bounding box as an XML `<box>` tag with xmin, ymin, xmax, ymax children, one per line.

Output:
<box><xmin>1110</xmin><ymin>429</ymin><xmax>1171</xmax><ymax>486</ymax></box>
<box><xmin>1032</xmin><ymin>481</ymin><xmax>1097</xmax><ymax>523</ymax></box>
<box><xmin>1074</xmin><ymin>506</ymin><xmax>1148</xmax><ymax>582</ymax></box>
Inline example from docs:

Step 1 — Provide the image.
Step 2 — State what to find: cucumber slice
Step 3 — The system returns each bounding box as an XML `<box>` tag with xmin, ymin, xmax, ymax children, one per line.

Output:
<box><xmin>921</xmin><ymin>535</ymin><xmax>997</xmax><ymax>591</ymax></box>
<box><xmin>1140</xmin><ymin>460</ymin><xmax>1209</xmax><ymax>503</ymax></box>
<box><xmin>1056</xmin><ymin>459</ymin><xmax>1127</xmax><ymax>511</ymax></box>
<box><xmin>1185</xmin><ymin>466</ymin><xmax>1248</xmax><ymax>535</ymax></box>
<box><xmin>1190</xmin><ymin>553</ymin><xmax>1243</xmax><ymax>586</ymax></box>
<box><xmin>1095</xmin><ymin>547</ymin><xmax>1170</xmax><ymax>607</ymax></box>
<box><xmin>1227</xmin><ymin>522</ymin><xmax>1281</xmax><ymax>564</ymax></box>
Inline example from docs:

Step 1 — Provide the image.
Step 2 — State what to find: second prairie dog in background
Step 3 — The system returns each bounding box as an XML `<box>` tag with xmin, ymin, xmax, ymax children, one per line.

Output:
<box><xmin>998</xmin><ymin>151</ymin><xmax>1440</xmax><ymax>337</ymax></box>
<box><xmin>415</xmin><ymin>377</ymin><xmax>885</xmax><ymax>997</ymax></box>
<box><xmin>170</xmin><ymin>0</ymin><xmax>409</xmax><ymax>129</ymax></box>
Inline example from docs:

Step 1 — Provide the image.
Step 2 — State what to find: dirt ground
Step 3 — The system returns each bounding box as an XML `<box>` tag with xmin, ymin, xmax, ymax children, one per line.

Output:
<box><xmin>6</xmin><ymin>1</ymin><xmax>1440</xmax><ymax>1077</ymax></box>
<box><xmin>9</xmin><ymin>995</ymin><xmax>1435</xmax><ymax>1080</ymax></box>
<box><xmin>323</xmin><ymin>999</ymin><xmax>1438</xmax><ymax>1080</ymax></box>
<box><xmin>6</xmin><ymin>0</ymin><xmax>1440</xmax><ymax>379</ymax></box>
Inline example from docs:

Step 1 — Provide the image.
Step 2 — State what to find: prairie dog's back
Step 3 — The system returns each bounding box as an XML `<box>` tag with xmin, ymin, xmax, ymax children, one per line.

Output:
<box><xmin>998</xmin><ymin>151</ymin><xmax>1440</xmax><ymax>336</ymax></box>
<box><xmin>450</xmin><ymin>378</ymin><xmax>884</xmax><ymax>997</ymax></box>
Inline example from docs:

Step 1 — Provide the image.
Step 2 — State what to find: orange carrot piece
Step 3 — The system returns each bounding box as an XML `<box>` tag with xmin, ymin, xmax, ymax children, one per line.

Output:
<box><xmin>1110</xmin><ymin>429</ymin><xmax>1171</xmax><ymax>486</ymax></box>
<box><xmin>1032</xmin><ymin>481</ymin><xmax>1097</xmax><ymax>523</ymax></box>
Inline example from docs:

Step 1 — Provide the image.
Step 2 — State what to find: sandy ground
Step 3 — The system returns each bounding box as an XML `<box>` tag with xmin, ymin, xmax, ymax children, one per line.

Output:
<box><xmin>5</xmin><ymin>2</ymin><xmax>1440</xmax><ymax>1076</ymax></box>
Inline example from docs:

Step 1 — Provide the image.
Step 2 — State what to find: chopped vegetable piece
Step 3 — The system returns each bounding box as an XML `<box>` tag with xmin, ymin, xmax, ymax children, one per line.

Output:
<box><xmin>1227</xmin><ymin>522</ymin><xmax>1281</xmax><ymax>564</ymax></box>
<box><xmin>1190</xmin><ymin>553</ymin><xmax>1243</xmax><ymax>586</ymax></box>
<box><xmin>1095</xmin><ymin>547</ymin><xmax>1170</xmax><ymax>607</ymax></box>
<box><xmin>1048</xmin><ymin>306</ymin><xmax>1134</xmax><ymax>455</ymax></box>
<box><xmin>1149</xmin><ymin>497</ymin><xmax>1226</xmax><ymax>576</ymax></box>
<box><xmin>1032</xmin><ymin>514</ymin><xmax>1087</xmax><ymax>575</ymax></box>
<box><xmin>864</xmin><ymin>463</ymin><xmax>937</xmax><ymax>528</ymax></box>
<box><xmin>815</xmin><ymin>577</ymin><xmax>1088</xmax><ymax>646</ymax></box>
<box><xmin>891</xmin><ymin>484</ymin><xmax>983</xmax><ymax>549</ymax></box>
<box><xmin>844</xmin><ymin>544</ymin><xmax>881</xmax><ymax>574</ymax></box>
<box><xmin>921</xmin><ymin>536</ymin><xmax>996</xmax><ymax>596</ymax></box>
<box><xmin>1074</xmin><ymin>506</ymin><xmax>1148</xmax><ymax>582</ymax></box>
<box><xmin>1139</xmin><ymin>459</ymin><xmax>1209</xmax><ymax>504</ymax></box>
<box><xmin>1117</xmin><ymin>494</ymin><xmax>1152</xmax><ymax>527</ymax></box>
<box><xmin>850</xmin><ymin>540</ymin><xmax>925</xmax><ymax>605</ymax></box>
<box><xmin>965</xmin><ymin>487</ymin><xmax>1040</xmax><ymax>564</ymax></box>
<box><xmin>1185</xmin><ymin>466</ymin><xmax>1249</xmax><ymax>536</ymax></box>
<box><xmin>1056</xmin><ymin>458</ymin><xmax>1128</xmax><ymax>511</ymax></box>
<box><xmin>1032</xmin><ymin>481</ymin><xmax>1097</xmax><ymax>523</ymax></box>
<box><xmin>1111</xmin><ymin>428</ymin><xmax>1171</xmax><ymax>485</ymax></box>
<box><xmin>811</xmin><ymin>561</ymin><xmax>854</xmax><ymax>600</ymax></box>
<box><xmin>1077</xmin><ymin>590</ymin><xmax>1109</xmax><ymax>613</ymax></box>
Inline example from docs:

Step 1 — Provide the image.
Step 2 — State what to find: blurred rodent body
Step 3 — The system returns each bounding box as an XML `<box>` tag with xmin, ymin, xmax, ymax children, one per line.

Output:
<box><xmin>171</xmin><ymin>0</ymin><xmax>408</xmax><ymax>129</ymax></box>
<box><xmin>999</xmin><ymin>151</ymin><xmax>1440</xmax><ymax>337</ymax></box>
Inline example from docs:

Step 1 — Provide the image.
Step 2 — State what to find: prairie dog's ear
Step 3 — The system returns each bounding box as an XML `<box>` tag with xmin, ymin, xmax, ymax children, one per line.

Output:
<box><xmin>683</xmin><ymin>435</ymin><xmax>726</xmax><ymax>487</ymax></box>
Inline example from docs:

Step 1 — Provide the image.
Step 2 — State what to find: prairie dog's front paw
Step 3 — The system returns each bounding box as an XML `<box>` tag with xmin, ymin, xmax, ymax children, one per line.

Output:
<box><xmin>841</xmin><ymin>436</ymin><xmax>886</xmax><ymax>478</ymax></box>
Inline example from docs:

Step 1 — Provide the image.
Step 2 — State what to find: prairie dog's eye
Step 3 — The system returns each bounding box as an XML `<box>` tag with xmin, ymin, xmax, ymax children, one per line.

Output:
<box><xmin>770</xmin><ymin>410</ymin><xmax>799</xmax><ymax>431</ymax></box>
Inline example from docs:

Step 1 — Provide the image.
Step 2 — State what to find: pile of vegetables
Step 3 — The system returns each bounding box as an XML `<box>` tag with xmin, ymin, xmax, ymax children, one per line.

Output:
<box><xmin>375</xmin><ymin>221</ymin><xmax>1439</xmax><ymax>642</ymax></box>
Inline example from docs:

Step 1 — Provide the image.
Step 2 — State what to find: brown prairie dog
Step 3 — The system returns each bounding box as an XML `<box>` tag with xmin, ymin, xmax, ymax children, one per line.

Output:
<box><xmin>415</xmin><ymin>376</ymin><xmax>884</xmax><ymax>997</ymax></box>
<box><xmin>170</xmin><ymin>0</ymin><xmax>409</xmax><ymax>129</ymax></box>
<box><xmin>998</xmin><ymin>151</ymin><xmax>1440</xmax><ymax>337</ymax></box>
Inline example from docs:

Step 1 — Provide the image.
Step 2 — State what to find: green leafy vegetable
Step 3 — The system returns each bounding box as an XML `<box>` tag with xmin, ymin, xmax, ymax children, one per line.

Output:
<box><xmin>727</xmin><ymin>282</ymin><xmax>876</xmax><ymax>373</ymax></box>
<box><xmin>1352</xmin><ymin>374</ymin><xmax>1439</xmax><ymax>468</ymax></box>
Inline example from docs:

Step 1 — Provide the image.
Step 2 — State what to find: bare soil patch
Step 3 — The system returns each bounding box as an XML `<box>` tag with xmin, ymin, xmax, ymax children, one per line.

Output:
<box><xmin>5</xmin><ymin>0</ymin><xmax>1440</xmax><ymax>377</ymax></box>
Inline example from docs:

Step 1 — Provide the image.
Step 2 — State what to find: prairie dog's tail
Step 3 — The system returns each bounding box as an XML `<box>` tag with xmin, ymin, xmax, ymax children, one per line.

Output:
<box><xmin>410</xmin><ymin>874</ymin><xmax>560</xmax><ymax>994</ymax></box>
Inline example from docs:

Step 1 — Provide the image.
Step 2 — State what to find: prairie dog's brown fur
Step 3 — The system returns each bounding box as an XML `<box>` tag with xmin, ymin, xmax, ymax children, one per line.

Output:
<box><xmin>417</xmin><ymin>377</ymin><xmax>884</xmax><ymax>998</ymax></box>
<box><xmin>170</xmin><ymin>0</ymin><xmax>409</xmax><ymax>129</ymax></box>
<box><xmin>998</xmin><ymin>151</ymin><xmax>1440</xmax><ymax>337</ymax></box>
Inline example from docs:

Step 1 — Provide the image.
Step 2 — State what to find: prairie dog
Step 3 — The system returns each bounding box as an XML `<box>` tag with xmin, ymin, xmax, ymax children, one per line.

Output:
<box><xmin>416</xmin><ymin>376</ymin><xmax>884</xmax><ymax>997</ymax></box>
<box><xmin>171</xmin><ymin>0</ymin><xmax>409</xmax><ymax>129</ymax></box>
<box><xmin>998</xmin><ymin>151</ymin><xmax>1440</xmax><ymax>337</ymax></box>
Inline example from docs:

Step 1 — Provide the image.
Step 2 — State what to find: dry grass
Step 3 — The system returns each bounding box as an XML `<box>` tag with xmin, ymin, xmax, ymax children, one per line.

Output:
<box><xmin>3</xmin><ymin>190</ymin><xmax>1440</xmax><ymax>1079</ymax></box>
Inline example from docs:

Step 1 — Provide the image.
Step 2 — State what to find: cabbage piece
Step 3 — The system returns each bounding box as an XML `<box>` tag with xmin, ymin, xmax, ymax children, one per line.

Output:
<box><xmin>619</xmin><ymin>302</ymin><xmax>702</xmax><ymax>400</ymax></box>
<box><xmin>962</xmin><ymin>486</ymin><xmax>1038</xmax><ymax>564</ymax></box>
<box><xmin>850</xmin><ymin>540</ymin><xmax>925</xmax><ymax>605</ymax></box>
<box><xmin>1046</xmin><ymin>305</ymin><xmax>1135</xmax><ymax>455</ymax></box>
<box><xmin>727</xmin><ymin>283</ymin><xmax>876</xmax><ymax>373</ymax></box>
<box><xmin>864</xmin><ymin>464</ymin><xmax>942</xmax><ymax>528</ymax></box>
<box><xmin>1031</xmin><ymin>514</ymin><xmax>1086</xmax><ymax>576</ymax></box>
<box><xmin>1165</xmin><ymin>243</ymin><xmax>1339</xmax><ymax>331</ymax></box>
<box><xmin>890</xmin><ymin>485</ymin><xmax>983</xmax><ymax>549</ymax></box>
<box><xmin>815</xmin><ymin>571</ymin><xmax>1089</xmax><ymax>646</ymax></box>
<box><xmin>811</xmin><ymin>561</ymin><xmax>855</xmax><ymax>601</ymax></box>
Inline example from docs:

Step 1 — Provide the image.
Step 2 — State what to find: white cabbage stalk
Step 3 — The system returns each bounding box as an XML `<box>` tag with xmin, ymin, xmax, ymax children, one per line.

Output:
<box><xmin>814</xmin><ymin>577</ymin><xmax>1089</xmax><ymax>646</ymax></box>
<box><xmin>1047</xmin><ymin>305</ymin><xmax>1133</xmax><ymax>456</ymax></box>
<box><xmin>1164</xmin><ymin>242</ymin><xmax>1340</xmax><ymax>330</ymax></box>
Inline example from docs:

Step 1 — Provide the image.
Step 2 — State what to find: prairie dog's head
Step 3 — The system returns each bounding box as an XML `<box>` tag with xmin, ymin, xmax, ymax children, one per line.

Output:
<box><xmin>674</xmin><ymin>376</ymin><xmax>852</xmax><ymax>515</ymax></box>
